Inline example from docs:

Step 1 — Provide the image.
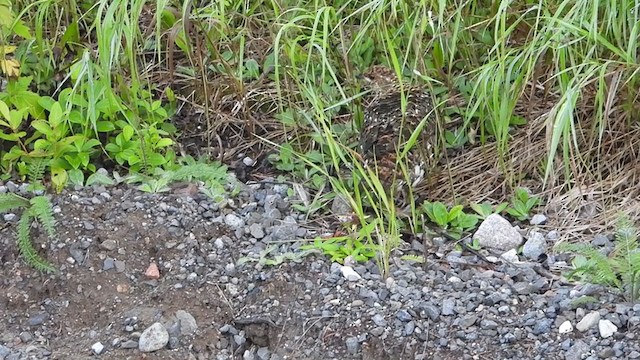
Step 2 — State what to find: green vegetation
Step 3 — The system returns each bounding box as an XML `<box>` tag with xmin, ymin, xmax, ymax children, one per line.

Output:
<box><xmin>557</xmin><ymin>216</ymin><xmax>640</xmax><ymax>303</ymax></box>
<box><xmin>0</xmin><ymin>0</ymin><xmax>637</xmax><ymax>275</ymax></box>
<box><xmin>0</xmin><ymin>163</ymin><xmax>56</xmax><ymax>272</ymax></box>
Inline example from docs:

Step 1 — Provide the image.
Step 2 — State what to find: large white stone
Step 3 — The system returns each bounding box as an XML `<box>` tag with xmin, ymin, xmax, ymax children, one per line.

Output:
<box><xmin>473</xmin><ymin>214</ymin><xmax>523</xmax><ymax>251</ymax></box>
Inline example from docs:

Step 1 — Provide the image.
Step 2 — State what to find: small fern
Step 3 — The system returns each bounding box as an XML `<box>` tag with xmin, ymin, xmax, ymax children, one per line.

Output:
<box><xmin>0</xmin><ymin>193</ymin><xmax>30</xmax><ymax>212</ymax></box>
<box><xmin>1</xmin><ymin>193</ymin><xmax>56</xmax><ymax>273</ymax></box>
<box><xmin>556</xmin><ymin>215</ymin><xmax>640</xmax><ymax>302</ymax></box>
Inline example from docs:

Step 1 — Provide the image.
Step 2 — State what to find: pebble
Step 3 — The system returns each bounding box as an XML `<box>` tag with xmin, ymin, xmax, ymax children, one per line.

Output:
<box><xmin>91</xmin><ymin>342</ymin><xmax>104</xmax><ymax>355</ymax></box>
<box><xmin>139</xmin><ymin>322</ymin><xmax>169</xmax><ymax>352</ymax></box>
<box><xmin>577</xmin><ymin>311</ymin><xmax>600</xmax><ymax>332</ymax></box>
<box><xmin>599</xmin><ymin>319</ymin><xmax>618</xmax><ymax>338</ymax></box>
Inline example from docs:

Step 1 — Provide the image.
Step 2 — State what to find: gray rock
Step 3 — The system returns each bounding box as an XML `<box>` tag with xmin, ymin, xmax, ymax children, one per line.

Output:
<box><xmin>331</xmin><ymin>195</ymin><xmax>352</xmax><ymax>217</ymax></box>
<box><xmin>249</xmin><ymin>223</ymin><xmax>265</xmax><ymax>239</ymax></box>
<box><xmin>442</xmin><ymin>298</ymin><xmax>456</xmax><ymax>316</ymax></box>
<box><xmin>396</xmin><ymin>309</ymin><xmax>412</xmax><ymax>322</ymax></box>
<box><xmin>529</xmin><ymin>214</ymin><xmax>547</xmax><ymax>225</ymax></box>
<box><xmin>27</xmin><ymin>312</ymin><xmax>48</xmax><ymax>326</ymax></box>
<box><xmin>345</xmin><ymin>337</ymin><xmax>360</xmax><ymax>354</ymax></box>
<box><xmin>522</xmin><ymin>230</ymin><xmax>546</xmax><ymax>259</ymax></box>
<box><xmin>0</xmin><ymin>345</ymin><xmax>10</xmax><ymax>358</ymax></box>
<box><xmin>100</xmin><ymin>239</ymin><xmax>117</xmax><ymax>251</ymax></box>
<box><xmin>120</xmin><ymin>340</ymin><xmax>138</xmax><ymax>349</ymax></box>
<box><xmin>19</xmin><ymin>331</ymin><xmax>32</xmax><ymax>343</ymax></box>
<box><xmin>404</xmin><ymin>321</ymin><xmax>415</xmax><ymax>335</ymax></box>
<box><xmin>532</xmin><ymin>318</ymin><xmax>553</xmax><ymax>335</ymax></box>
<box><xmin>421</xmin><ymin>304</ymin><xmax>440</xmax><ymax>320</ymax></box>
<box><xmin>175</xmin><ymin>310</ymin><xmax>198</xmax><ymax>336</ymax></box>
<box><xmin>234</xmin><ymin>334</ymin><xmax>246</xmax><ymax>346</ymax></box>
<box><xmin>565</xmin><ymin>340</ymin><xmax>591</xmax><ymax>360</ymax></box>
<box><xmin>576</xmin><ymin>311</ymin><xmax>600</xmax><ymax>332</ymax></box>
<box><xmin>372</xmin><ymin>314</ymin><xmax>387</xmax><ymax>327</ymax></box>
<box><xmin>271</xmin><ymin>218</ymin><xmax>299</xmax><ymax>241</ymax></box>
<box><xmin>473</xmin><ymin>214</ymin><xmax>523</xmax><ymax>251</ymax></box>
<box><xmin>256</xmin><ymin>347</ymin><xmax>271</xmax><ymax>360</ymax></box>
<box><xmin>139</xmin><ymin>322</ymin><xmax>169</xmax><ymax>352</ymax></box>
<box><xmin>224</xmin><ymin>213</ymin><xmax>245</xmax><ymax>228</ymax></box>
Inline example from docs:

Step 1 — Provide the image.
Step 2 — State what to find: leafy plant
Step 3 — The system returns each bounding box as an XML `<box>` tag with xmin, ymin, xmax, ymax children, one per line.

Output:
<box><xmin>301</xmin><ymin>221</ymin><xmax>379</xmax><ymax>264</ymax></box>
<box><xmin>556</xmin><ymin>215</ymin><xmax>640</xmax><ymax>303</ymax></box>
<box><xmin>126</xmin><ymin>159</ymin><xmax>232</xmax><ymax>201</ymax></box>
<box><xmin>506</xmin><ymin>187</ymin><xmax>540</xmax><ymax>221</ymax></box>
<box><xmin>470</xmin><ymin>201</ymin><xmax>508</xmax><ymax>219</ymax></box>
<box><xmin>421</xmin><ymin>201</ymin><xmax>478</xmax><ymax>239</ymax></box>
<box><xmin>0</xmin><ymin>174</ymin><xmax>57</xmax><ymax>273</ymax></box>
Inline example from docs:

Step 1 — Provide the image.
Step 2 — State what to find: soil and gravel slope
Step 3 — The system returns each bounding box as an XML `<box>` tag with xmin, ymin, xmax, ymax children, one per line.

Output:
<box><xmin>1</xmin><ymin>179</ymin><xmax>639</xmax><ymax>360</ymax></box>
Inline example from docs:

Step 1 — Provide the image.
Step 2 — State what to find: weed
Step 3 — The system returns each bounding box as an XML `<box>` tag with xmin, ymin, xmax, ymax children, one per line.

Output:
<box><xmin>556</xmin><ymin>215</ymin><xmax>640</xmax><ymax>303</ymax></box>
<box><xmin>0</xmin><ymin>162</ymin><xmax>57</xmax><ymax>272</ymax></box>
<box><xmin>506</xmin><ymin>187</ymin><xmax>541</xmax><ymax>221</ymax></box>
<box><xmin>470</xmin><ymin>201</ymin><xmax>509</xmax><ymax>220</ymax></box>
<box><xmin>421</xmin><ymin>201</ymin><xmax>478</xmax><ymax>239</ymax></box>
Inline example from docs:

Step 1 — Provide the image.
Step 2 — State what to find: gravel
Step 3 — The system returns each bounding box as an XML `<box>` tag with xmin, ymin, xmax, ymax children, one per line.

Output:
<box><xmin>1</xmin><ymin>177</ymin><xmax>639</xmax><ymax>359</ymax></box>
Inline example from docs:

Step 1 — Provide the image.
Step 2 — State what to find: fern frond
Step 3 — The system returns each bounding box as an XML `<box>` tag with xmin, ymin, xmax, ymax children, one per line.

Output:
<box><xmin>0</xmin><ymin>193</ymin><xmax>30</xmax><ymax>212</ymax></box>
<box><xmin>556</xmin><ymin>242</ymin><xmax>620</xmax><ymax>287</ymax></box>
<box><xmin>169</xmin><ymin>163</ymin><xmax>228</xmax><ymax>183</ymax></box>
<box><xmin>29</xmin><ymin>196</ymin><xmax>56</xmax><ymax>238</ymax></box>
<box><xmin>17</xmin><ymin>211</ymin><xmax>55</xmax><ymax>273</ymax></box>
<box><xmin>27</xmin><ymin>158</ymin><xmax>48</xmax><ymax>183</ymax></box>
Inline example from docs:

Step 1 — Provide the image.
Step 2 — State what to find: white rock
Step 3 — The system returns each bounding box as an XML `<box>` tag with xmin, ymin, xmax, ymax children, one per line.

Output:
<box><xmin>139</xmin><ymin>322</ymin><xmax>169</xmax><ymax>352</ymax></box>
<box><xmin>500</xmin><ymin>249</ymin><xmax>519</xmax><ymax>263</ymax></box>
<box><xmin>529</xmin><ymin>214</ymin><xmax>547</xmax><ymax>225</ymax></box>
<box><xmin>91</xmin><ymin>342</ymin><xmax>104</xmax><ymax>355</ymax></box>
<box><xmin>559</xmin><ymin>320</ymin><xmax>573</xmax><ymax>334</ymax></box>
<box><xmin>473</xmin><ymin>214</ymin><xmax>523</xmax><ymax>251</ymax></box>
<box><xmin>576</xmin><ymin>311</ymin><xmax>600</xmax><ymax>332</ymax></box>
<box><xmin>340</xmin><ymin>266</ymin><xmax>362</xmax><ymax>282</ymax></box>
<box><xmin>599</xmin><ymin>319</ymin><xmax>618</xmax><ymax>338</ymax></box>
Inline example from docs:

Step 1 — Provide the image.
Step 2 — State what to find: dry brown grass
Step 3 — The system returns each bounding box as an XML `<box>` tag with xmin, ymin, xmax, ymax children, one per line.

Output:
<box><xmin>425</xmin><ymin>81</ymin><xmax>640</xmax><ymax>240</ymax></box>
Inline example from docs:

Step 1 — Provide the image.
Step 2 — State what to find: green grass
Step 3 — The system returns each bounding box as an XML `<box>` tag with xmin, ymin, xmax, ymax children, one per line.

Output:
<box><xmin>1</xmin><ymin>0</ymin><xmax>638</xmax><ymax>273</ymax></box>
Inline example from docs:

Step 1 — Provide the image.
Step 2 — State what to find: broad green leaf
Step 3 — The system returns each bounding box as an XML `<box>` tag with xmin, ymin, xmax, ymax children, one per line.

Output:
<box><xmin>49</xmin><ymin>102</ymin><xmax>64</xmax><ymax>128</ymax></box>
<box><xmin>155</xmin><ymin>138</ymin><xmax>173</xmax><ymax>148</ymax></box>
<box><xmin>122</xmin><ymin>125</ymin><xmax>134</xmax><ymax>141</ymax></box>
<box><xmin>96</xmin><ymin>121</ymin><xmax>116</xmax><ymax>132</ymax></box>
<box><xmin>31</xmin><ymin>120</ymin><xmax>54</xmax><ymax>137</ymax></box>
<box><xmin>432</xmin><ymin>202</ymin><xmax>449</xmax><ymax>227</ymax></box>
<box><xmin>67</xmin><ymin>169</ymin><xmax>84</xmax><ymax>186</ymax></box>
<box><xmin>0</xmin><ymin>99</ymin><xmax>11</xmax><ymax>121</ymax></box>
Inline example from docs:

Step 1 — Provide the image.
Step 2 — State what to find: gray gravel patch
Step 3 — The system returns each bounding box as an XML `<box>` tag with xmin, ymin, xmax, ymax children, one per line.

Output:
<box><xmin>0</xmin><ymin>179</ymin><xmax>639</xmax><ymax>360</ymax></box>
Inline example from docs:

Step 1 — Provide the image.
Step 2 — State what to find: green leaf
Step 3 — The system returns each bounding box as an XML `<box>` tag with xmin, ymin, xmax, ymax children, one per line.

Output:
<box><xmin>96</xmin><ymin>121</ymin><xmax>116</xmax><ymax>132</ymax></box>
<box><xmin>447</xmin><ymin>205</ymin><xmax>464</xmax><ymax>222</ymax></box>
<box><xmin>68</xmin><ymin>169</ymin><xmax>84</xmax><ymax>186</ymax></box>
<box><xmin>155</xmin><ymin>138</ymin><xmax>173</xmax><ymax>148</ymax></box>
<box><xmin>86</xmin><ymin>172</ymin><xmax>115</xmax><ymax>186</ymax></box>
<box><xmin>48</xmin><ymin>102</ymin><xmax>64</xmax><ymax>128</ymax></box>
<box><xmin>432</xmin><ymin>202</ymin><xmax>449</xmax><ymax>227</ymax></box>
<box><xmin>60</xmin><ymin>22</ymin><xmax>79</xmax><ymax>47</ymax></box>
<box><xmin>146</xmin><ymin>153</ymin><xmax>167</xmax><ymax>166</ymax></box>
<box><xmin>0</xmin><ymin>99</ymin><xmax>11</xmax><ymax>121</ymax></box>
<box><xmin>12</xmin><ymin>20</ymin><xmax>32</xmax><ymax>39</ymax></box>
<box><xmin>122</xmin><ymin>125</ymin><xmax>134</xmax><ymax>141</ymax></box>
<box><xmin>105</xmin><ymin>143</ymin><xmax>120</xmax><ymax>152</ymax></box>
<box><xmin>31</xmin><ymin>120</ymin><xmax>54</xmax><ymax>138</ymax></box>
